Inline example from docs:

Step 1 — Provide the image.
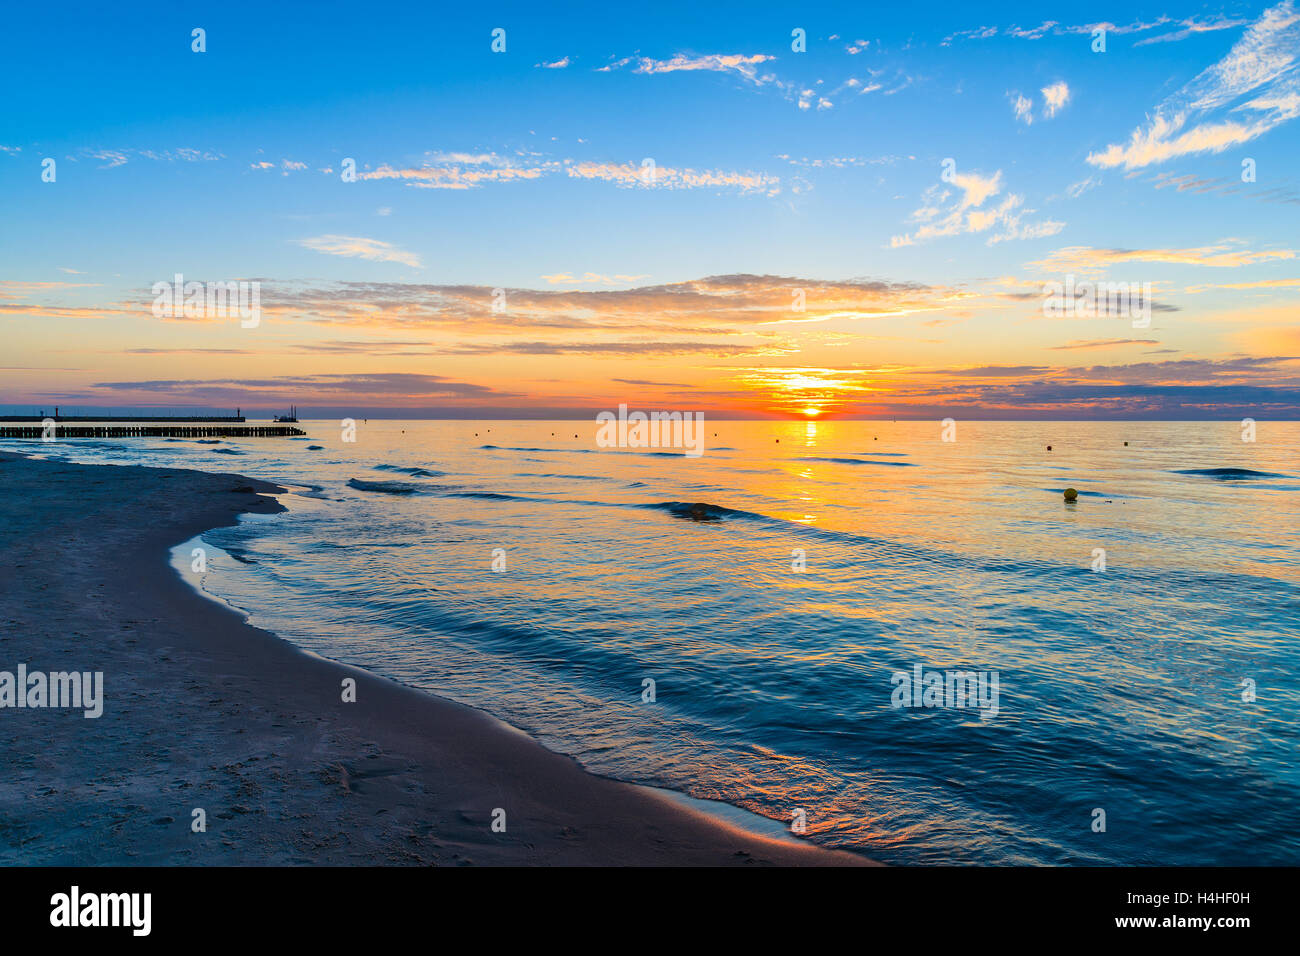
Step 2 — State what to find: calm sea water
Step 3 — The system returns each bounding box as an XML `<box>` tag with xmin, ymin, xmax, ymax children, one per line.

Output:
<box><xmin>9</xmin><ymin>419</ymin><xmax>1300</xmax><ymax>865</ymax></box>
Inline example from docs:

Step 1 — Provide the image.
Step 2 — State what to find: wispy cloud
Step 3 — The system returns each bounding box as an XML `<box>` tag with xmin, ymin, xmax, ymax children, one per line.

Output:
<box><xmin>942</xmin><ymin>25</ymin><xmax>998</xmax><ymax>45</ymax></box>
<box><xmin>946</xmin><ymin>15</ymin><xmax>1246</xmax><ymax>45</ymax></box>
<box><xmin>1047</xmin><ymin>339</ymin><xmax>1160</xmax><ymax>350</ymax></box>
<box><xmin>596</xmin><ymin>50</ymin><xmax>905</xmax><ymax>113</ymax></box>
<box><xmin>293</xmin><ymin>235</ymin><xmax>422</xmax><ymax>268</ymax></box>
<box><xmin>892</xmin><ymin>171</ymin><xmax>1064</xmax><ymax>246</ymax></box>
<box><xmin>1088</xmin><ymin>2</ymin><xmax>1300</xmax><ymax>170</ymax></box>
<box><xmin>598</xmin><ymin>53</ymin><xmax>776</xmax><ymax>86</ymax></box>
<box><xmin>422</xmin><ymin>340</ymin><xmax>769</xmax><ymax>357</ymax></box>
<box><xmin>354</xmin><ymin>152</ymin><xmax>777</xmax><ymax>195</ymax></box>
<box><xmin>1065</xmin><ymin>176</ymin><xmax>1100</xmax><ymax>198</ymax></box>
<box><xmin>776</xmin><ymin>154</ymin><xmax>908</xmax><ymax>168</ymax></box>
<box><xmin>1134</xmin><ymin>16</ymin><xmax>1252</xmax><ymax>46</ymax></box>
<box><xmin>1184</xmin><ymin>277</ymin><xmax>1300</xmax><ymax>293</ymax></box>
<box><xmin>1147</xmin><ymin>170</ymin><xmax>1300</xmax><ymax>205</ymax></box>
<box><xmin>69</xmin><ymin>147</ymin><xmax>222</xmax><ymax>168</ymax></box>
<box><xmin>1041</xmin><ymin>81</ymin><xmax>1070</xmax><ymax>118</ymax></box>
<box><xmin>1029</xmin><ymin>243</ymin><xmax>1296</xmax><ymax>272</ymax></box>
<box><xmin>89</xmin><ymin>372</ymin><xmax>517</xmax><ymax>405</ymax></box>
<box><xmin>1010</xmin><ymin>92</ymin><xmax>1034</xmax><ymax>124</ymax></box>
<box><xmin>0</xmin><ymin>280</ymin><xmax>101</xmax><ymax>299</ymax></box>
<box><xmin>1009</xmin><ymin>82</ymin><xmax>1069</xmax><ymax>124</ymax></box>
<box><xmin>1007</xmin><ymin>22</ymin><xmax>1059</xmax><ymax>40</ymax></box>
<box><xmin>541</xmin><ymin>272</ymin><xmax>650</xmax><ymax>286</ymax></box>
<box><xmin>563</xmin><ymin>160</ymin><xmax>778</xmax><ymax>194</ymax></box>
<box><xmin>361</xmin><ymin>161</ymin><xmax>551</xmax><ymax>189</ymax></box>
<box><xmin>85</xmin><ymin>149</ymin><xmax>128</xmax><ymax>169</ymax></box>
<box><xmin>130</xmin><ymin>274</ymin><xmax>992</xmax><ymax>339</ymax></box>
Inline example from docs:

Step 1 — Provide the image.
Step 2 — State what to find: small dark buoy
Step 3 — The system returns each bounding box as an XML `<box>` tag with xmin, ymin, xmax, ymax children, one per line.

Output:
<box><xmin>1047</xmin><ymin>445</ymin><xmax>1052</xmax><ymax>451</ymax></box>
<box><xmin>1124</xmin><ymin>441</ymin><xmax>1129</xmax><ymax>446</ymax></box>
<box><xmin>776</xmin><ymin>439</ymin><xmax>780</xmax><ymax>443</ymax></box>
<box><xmin>1063</xmin><ymin>487</ymin><xmax>1078</xmax><ymax>502</ymax></box>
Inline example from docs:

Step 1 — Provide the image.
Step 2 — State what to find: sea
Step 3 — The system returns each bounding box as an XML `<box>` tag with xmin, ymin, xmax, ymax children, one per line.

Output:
<box><xmin>7</xmin><ymin>419</ymin><xmax>1299</xmax><ymax>865</ymax></box>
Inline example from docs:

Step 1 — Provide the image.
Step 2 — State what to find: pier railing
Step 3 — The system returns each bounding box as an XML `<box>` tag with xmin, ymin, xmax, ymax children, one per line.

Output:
<box><xmin>0</xmin><ymin>416</ymin><xmax>246</xmax><ymax>423</ymax></box>
<box><xmin>0</xmin><ymin>425</ymin><xmax>306</xmax><ymax>439</ymax></box>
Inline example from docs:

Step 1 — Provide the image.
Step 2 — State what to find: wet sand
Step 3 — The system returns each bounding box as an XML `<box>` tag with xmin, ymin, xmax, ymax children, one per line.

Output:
<box><xmin>0</xmin><ymin>451</ymin><xmax>870</xmax><ymax>866</ymax></box>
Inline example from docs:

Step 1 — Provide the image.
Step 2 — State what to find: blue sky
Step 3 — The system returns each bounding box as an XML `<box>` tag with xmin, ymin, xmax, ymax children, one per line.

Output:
<box><xmin>2</xmin><ymin>1</ymin><xmax>1299</xmax><ymax>417</ymax></box>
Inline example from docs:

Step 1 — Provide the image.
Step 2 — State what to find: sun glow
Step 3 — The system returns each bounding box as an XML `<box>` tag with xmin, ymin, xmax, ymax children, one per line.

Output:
<box><xmin>728</xmin><ymin>367</ymin><xmax>887</xmax><ymax>419</ymax></box>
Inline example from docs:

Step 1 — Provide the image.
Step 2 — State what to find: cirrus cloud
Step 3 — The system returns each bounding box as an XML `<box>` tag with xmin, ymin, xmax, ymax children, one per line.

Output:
<box><xmin>293</xmin><ymin>235</ymin><xmax>422</xmax><ymax>268</ymax></box>
<box><xmin>1029</xmin><ymin>243</ymin><xmax>1296</xmax><ymax>272</ymax></box>
<box><xmin>1088</xmin><ymin>2</ymin><xmax>1300</xmax><ymax>170</ymax></box>
<box><xmin>598</xmin><ymin>52</ymin><xmax>777</xmax><ymax>86</ymax></box>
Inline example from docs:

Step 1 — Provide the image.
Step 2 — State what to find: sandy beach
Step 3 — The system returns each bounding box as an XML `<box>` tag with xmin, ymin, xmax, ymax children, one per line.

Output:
<box><xmin>0</xmin><ymin>451</ymin><xmax>869</xmax><ymax>866</ymax></box>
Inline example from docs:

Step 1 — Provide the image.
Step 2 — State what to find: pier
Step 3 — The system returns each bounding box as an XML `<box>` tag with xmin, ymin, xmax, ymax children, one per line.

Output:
<box><xmin>0</xmin><ymin>415</ymin><xmax>246</xmax><ymax>423</ymax></box>
<box><xmin>0</xmin><ymin>424</ymin><xmax>306</xmax><ymax>439</ymax></box>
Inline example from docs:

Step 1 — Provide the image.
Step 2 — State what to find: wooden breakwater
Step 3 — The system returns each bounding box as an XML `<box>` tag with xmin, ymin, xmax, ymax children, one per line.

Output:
<box><xmin>0</xmin><ymin>425</ymin><xmax>306</xmax><ymax>439</ymax></box>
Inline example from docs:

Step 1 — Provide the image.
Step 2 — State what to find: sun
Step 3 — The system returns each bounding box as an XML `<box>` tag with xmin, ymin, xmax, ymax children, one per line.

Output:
<box><xmin>801</xmin><ymin>405</ymin><xmax>823</xmax><ymax>418</ymax></box>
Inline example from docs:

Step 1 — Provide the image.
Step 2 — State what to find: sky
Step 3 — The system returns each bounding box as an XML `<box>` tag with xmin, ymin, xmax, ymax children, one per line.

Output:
<box><xmin>2</xmin><ymin>0</ymin><xmax>1299</xmax><ymax>419</ymax></box>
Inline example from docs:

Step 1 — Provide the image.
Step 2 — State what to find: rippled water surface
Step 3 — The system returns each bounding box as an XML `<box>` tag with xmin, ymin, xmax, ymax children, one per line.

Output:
<box><xmin>9</xmin><ymin>419</ymin><xmax>1299</xmax><ymax>864</ymax></box>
